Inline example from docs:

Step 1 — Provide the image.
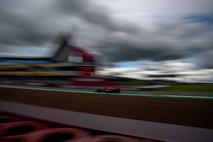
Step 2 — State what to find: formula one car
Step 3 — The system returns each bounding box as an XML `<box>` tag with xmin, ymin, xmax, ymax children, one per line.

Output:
<box><xmin>96</xmin><ymin>86</ymin><xmax>120</xmax><ymax>93</ymax></box>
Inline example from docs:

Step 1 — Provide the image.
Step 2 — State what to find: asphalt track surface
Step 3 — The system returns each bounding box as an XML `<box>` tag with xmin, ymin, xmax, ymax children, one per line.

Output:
<box><xmin>1</xmin><ymin>84</ymin><xmax>212</xmax><ymax>100</ymax></box>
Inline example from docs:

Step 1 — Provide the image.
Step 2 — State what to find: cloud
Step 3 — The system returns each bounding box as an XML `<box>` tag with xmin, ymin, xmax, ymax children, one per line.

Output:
<box><xmin>0</xmin><ymin>0</ymin><xmax>213</xmax><ymax>70</ymax></box>
<box><xmin>96</xmin><ymin>20</ymin><xmax>213</xmax><ymax>65</ymax></box>
<box><xmin>196</xmin><ymin>50</ymin><xmax>213</xmax><ymax>68</ymax></box>
<box><xmin>0</xmin><ymin>0</ymin><xmax>58</xmax><ymax>46</ymax></box>
<box><xmin>0</xmin><ymin>0</ymin><xmax>137</xmax><ymax>47</ymax></box>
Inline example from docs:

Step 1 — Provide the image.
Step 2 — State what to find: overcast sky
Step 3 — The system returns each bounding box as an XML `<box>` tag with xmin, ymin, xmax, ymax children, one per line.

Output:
<box><xmin>0</xmin><ymin>0</ymin><xmax>213</xmax><ymax>71</ymax></box>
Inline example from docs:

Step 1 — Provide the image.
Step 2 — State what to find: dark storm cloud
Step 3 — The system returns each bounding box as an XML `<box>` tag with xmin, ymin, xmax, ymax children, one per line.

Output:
<box><xmin>96</xmin><ymin>21</ymin><xmax>213</xmax><ymax>66</ymax></box>
<box><xmin>0</xmin><ymin>0</ymin><xmax>137</xmax><ymax>47</ymax></box>
<box><xmin>0</xmin><ymin>1</ymin><xmax>55</xmax><ymax>46</ymax></box>
<box><xmin>98</xmin><ymin>38</ymin><xmax>186</xmax><ymax>62</ymax></box>
<box><xmin>58</xmin><ymin>0</ymin><xmax>138</xmax><ymax>33</ymax></box>
<box><xmin>59</xmin><ymin>0</ymin><xmax>117</xmax><ymax>31</ymax></box>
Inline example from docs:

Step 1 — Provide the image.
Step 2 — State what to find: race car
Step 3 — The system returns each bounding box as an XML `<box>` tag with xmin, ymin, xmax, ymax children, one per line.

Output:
<box><xmin>96</xmin><ymin>86</ymin><xmax>120</xmax><ymax>93</ymax></box>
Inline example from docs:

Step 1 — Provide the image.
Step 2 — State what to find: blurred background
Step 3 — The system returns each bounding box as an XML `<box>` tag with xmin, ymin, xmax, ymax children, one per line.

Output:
<box><xmin>0</xmin><ymin>0</ymin><xmax>213</xmax><ymax>93</ymax></box>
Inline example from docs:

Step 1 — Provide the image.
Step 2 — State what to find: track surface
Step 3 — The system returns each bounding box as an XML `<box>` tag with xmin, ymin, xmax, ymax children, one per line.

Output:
<box><xmin>0</xmin><ymin>84</ymin><xmax>213</xmax><ymax>142</ymax></box>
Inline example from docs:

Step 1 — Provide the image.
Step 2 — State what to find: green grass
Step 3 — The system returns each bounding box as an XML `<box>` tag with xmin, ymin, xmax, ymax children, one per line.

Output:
<box><xmin>162</xmin><ymin>85</ymin><xmax>213</xmax><ymax>93</ymax></box>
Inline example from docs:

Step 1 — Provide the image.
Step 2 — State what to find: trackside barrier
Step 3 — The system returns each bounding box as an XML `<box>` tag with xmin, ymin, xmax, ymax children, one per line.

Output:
<box><xmin>22</xmin><ymin>128</ymin><xmax>90</xmax><ymax>142</ymax></box>
<box><xmin>0</xmin><ymin>113</ymin><xmax>150</xmax><ymax>142</ymax></box>
<box><xmin>0</xmin><ymin>115</ymin><xmax>22</xmax><ymax>124</ymax></box>
<box><xmin>0</xmin><ymin>121</ymin><xmax>49</xmax><ymax>142</ymax></box>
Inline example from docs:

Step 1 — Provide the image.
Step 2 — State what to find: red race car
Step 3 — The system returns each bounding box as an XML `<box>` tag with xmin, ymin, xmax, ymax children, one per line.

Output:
<box><xmin>96</xmin><ymin>86</ymin><xmax>120</xmax><ymax>93</ymax></box>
